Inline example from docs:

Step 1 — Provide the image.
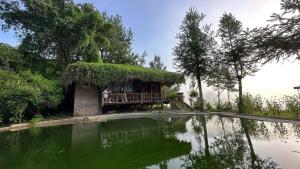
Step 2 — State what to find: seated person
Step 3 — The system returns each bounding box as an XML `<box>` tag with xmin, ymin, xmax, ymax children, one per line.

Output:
<box><xmin>119</xmin><ymin>87</ymin><xmax>127</xmax><ymax>102</ymax></box>
<box><xmin>103</xmin><ymin>86</ymin><xmax>110</xmax><ymax>102</ymax></box>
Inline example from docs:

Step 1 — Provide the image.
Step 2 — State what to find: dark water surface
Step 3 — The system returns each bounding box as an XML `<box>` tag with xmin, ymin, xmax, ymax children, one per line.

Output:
<box><xmin>0</xmin><ymin>115</ymin><xmax>300</xmax><ymax>169</ymax></box>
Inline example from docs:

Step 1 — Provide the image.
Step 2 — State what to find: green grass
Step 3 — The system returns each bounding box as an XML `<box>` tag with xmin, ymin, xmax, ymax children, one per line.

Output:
<box><xmin>246</xmin><ymin>111</ymin><xmax>300</xmax><ymax>120</ymax></box>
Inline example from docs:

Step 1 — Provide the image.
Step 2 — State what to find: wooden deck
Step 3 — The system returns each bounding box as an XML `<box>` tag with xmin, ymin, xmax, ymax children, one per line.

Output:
<box><xmin>102</xmin><ymin>93</ymin><xmax>167</xmax><ymax>105</ymax></box>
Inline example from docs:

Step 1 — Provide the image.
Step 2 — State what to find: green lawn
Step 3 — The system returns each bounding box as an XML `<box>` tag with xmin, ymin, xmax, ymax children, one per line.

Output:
<box><xmin>247</xmin><ymin>111</ymin><xmax>300</xmax><ymax>120</ymax></box>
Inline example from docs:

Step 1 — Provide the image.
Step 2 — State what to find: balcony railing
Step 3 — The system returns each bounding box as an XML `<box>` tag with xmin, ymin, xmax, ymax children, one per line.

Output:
<box><xmin>102</xmin><ymin>93</ymin><xmax>166</xmax><ymax>105</ymax></box>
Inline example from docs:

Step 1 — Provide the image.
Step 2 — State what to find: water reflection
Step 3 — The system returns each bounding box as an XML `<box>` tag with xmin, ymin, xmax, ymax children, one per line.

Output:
<box><xmin>181</xmin><ymin>117</ymin><xmax>279</xmax><ymax>169</ymax></box>
<box><xmin>70</xmin><ymin>118</ymin><xmax>192</xmax><ymax>169</ymax></box>
<box><xmin>176</xmin><ymin>116</ymin><xmax>300</xmax><ymax>169</ymax></box>
<box><xmin>0</xmin><ymin>115</ymin><xmax>300</xmax><ymax>169</ymax></box>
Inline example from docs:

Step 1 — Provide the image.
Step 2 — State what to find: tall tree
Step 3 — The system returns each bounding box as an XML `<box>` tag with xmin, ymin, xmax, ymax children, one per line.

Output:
<box><xmin>218</xmin><ymin>13</ymin><xmax>258</xmax><ymax>113</ymax></box>
<box><xmin>137</xmin><ymin>51</ymin><xmax>147</xmax><ymax>66</ymax></box>
<box><xmin>0</xmin><ymin>0</ymin><xmax>113</xmax><ymax>69</ymax></box>
<box><xmin>149</xmin><ymin>54</ymin><xmax>166</xmax><ymax>70</ymax></box>
<box><xmin>252</xmin><ymin>0</ymin><xmax>300</xmax><ymax>62</ymax></box>
<box><xmin>101</xmin><ymin>13</ymin><xmax>138</xmax><ymax>64</ymax></box>
<box><xmin>173</xmin><ymin>8</ymin><xmax>216</xmax><ymax>111</ymax></box>
<box><xmin>206</xmin><ymin>58</ymin><xmax>237</xmax><ymax>106</ymax></box>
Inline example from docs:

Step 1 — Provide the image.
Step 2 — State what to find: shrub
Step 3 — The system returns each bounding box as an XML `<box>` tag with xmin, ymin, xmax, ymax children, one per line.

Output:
<box><xmin>234</xmin><ymin>93</ymin><xmax>264</xmax><ymax>114</ymax></box>
<box><xmin>189</xmin><ymin>89</ymin><xmax>198</xmax><ymax>108</ymax></box>
<box><xmin>193</xmin><ymin>97</ymin><xmax>204</xmax><ymax>110</ymax></box>
<box><xmin>30</xmin><ymin>114</ymin><xmax>43</xmax><ymax>125</ymax></box>
<box><xmin>223</xmin><ymin>101</ymin><xmax>233</xmax><ymax>111</ymax></box>
<box><xmin>283</xmin><ymin>95</ymin><xmax>300</xmax><ymax>118</ymax></box>
<box><xmin>20</xmin><ymin>71</ymin><xmax>63</xmax><ymax>112</ymax></box>
<box><xmin>205</xmin><ymin>102</ymin><xmax>214</xmax><ymax>111</ymax></box>
<box><xmin>0</xmin><ymin>70</ymin><xmax>63</xmax><ymax>123</ymax></box>
<box><xmin>266</xmin><ymin>97</ymin><xmax>282</xmax><ymax>115</ymax></box>
<box><xmin>162</xmin><ymin>85</ymin><xmax>180</xmax><ymax>102</ymax></box>
<box><xmin>242</xmin><ymin>94</ymin><xmax>255</xmax><ymax>114</ymax></box>
<box><xmin>215</xmin><ymin>101</ymin><xmax>223</xmax><ymax>111</ymax></box>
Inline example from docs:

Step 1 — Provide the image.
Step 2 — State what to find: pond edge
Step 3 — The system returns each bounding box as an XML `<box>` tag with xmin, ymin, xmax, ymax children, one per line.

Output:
<box><xmin>0</xmin><ymin>111</ymin><xmax>300</xmax><ymax>132</ymax></box>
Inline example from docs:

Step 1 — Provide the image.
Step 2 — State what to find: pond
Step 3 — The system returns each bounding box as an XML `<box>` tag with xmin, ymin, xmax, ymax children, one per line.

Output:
<box><xmin>0</xmin><ymin>115</ymin><xmax>300</xmax><ymax>169</ymax></box>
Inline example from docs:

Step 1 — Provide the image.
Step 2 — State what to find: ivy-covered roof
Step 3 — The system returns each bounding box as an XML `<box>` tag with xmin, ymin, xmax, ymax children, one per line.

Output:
<box><xmin>65</xmin><ymin>62</ymin><xmax>184</xmax><ymax>88</ymax></box>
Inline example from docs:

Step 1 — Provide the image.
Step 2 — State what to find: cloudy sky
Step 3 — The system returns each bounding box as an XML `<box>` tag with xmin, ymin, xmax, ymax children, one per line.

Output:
<box><xmin>1</xmin><ymin>0</ymin><xmax>299</xmax><ymax>100</ymax></box>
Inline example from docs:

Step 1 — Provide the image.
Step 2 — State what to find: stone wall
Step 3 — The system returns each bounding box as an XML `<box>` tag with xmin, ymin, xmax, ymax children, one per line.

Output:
<box><xmin>73</xmin><ymin>83</ymin><xmax>102</xmax><ymax>116</ymax></box>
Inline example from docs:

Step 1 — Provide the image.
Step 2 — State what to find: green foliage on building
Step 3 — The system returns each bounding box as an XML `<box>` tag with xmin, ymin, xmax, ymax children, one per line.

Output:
<box><xmin>65</xmin><ymin>62</ymin><xmax>184</xmax><ymax>89</ymax></box>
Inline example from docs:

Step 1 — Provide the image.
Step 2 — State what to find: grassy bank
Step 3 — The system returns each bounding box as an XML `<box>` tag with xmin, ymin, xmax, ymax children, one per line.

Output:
<box><xmin>247</xmin><ymin>111</ymin><xmax>300</xmax><ymax>120</ymax></box>
<box><xmin>203</xmin><ymin>93</ymin><xmax>300</xmax><ymax>121</ymax></box>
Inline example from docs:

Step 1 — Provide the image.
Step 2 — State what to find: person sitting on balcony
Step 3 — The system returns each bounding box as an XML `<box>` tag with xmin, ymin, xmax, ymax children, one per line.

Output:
<box><xmin>103</xmin><ymin>86</ymin><xmax>110</xmax><ymax>103</ymax></box>
<box><xmin>120</xmin><ymin>87</ymin><xmax>128</xmax><ymax>102</ymax></box>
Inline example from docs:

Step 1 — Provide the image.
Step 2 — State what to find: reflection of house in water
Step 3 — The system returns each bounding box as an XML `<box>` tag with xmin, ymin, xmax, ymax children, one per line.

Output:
<box><xmin>70</xmin><ymin>117</ymin><xmax>191</xmax><ymax>169</ymax></box>
<box><xmin>99</xmin><ymin>117</ymin><xmax>187</xmax><ymax>148</ymax></box>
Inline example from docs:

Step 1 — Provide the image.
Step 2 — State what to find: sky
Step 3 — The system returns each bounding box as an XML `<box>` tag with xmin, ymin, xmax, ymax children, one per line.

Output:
<box><xmin>1</xmin><ymin>0</ymin><xmax>300</xmax><ymax>101</ymax></box>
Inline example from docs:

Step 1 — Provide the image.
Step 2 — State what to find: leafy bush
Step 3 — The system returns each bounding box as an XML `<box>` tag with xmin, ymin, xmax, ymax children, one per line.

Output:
<box><xmin>242</xmin><ymin>94</ymin><xmax>255</xmax><ymax>114</ymax></box>
<box><xmin>283</xmin><ymin>95</ymin><xmax>300</xmax><ymax>117</ymax></box>
<box><xmin>206</xmin><ymin>93</ymin><xmax>300</xmax><ymax>119</ymax></box>
<box><xmin>0</xmin><ymin>70</ymin><xmax>63</xmax><ymax>123</ymax></box>
<box><xmin>204</xmin><ymin>100</ymin><xmax>234</xmax><ymax>112</ymax></box>
<box><xmin>266</xmin><ymin>97</ymin><xmax>282</xmax><ymax>115</ymax></box>
<box><xmin>65</xmin><ymin>62</ymin><xmax>184</xmax><ymax>88</ymax></box>
<box><xmin>223</xmin><ymin>101</ymin><xmax>233</xmax><ymax>111</ymax></box>
<box><xmin>30</xmin><ymin>114</ymin><xmax>43</xmax><ymax>125</ymax></box>
<box><xmin>189</xmin><ymin>90</ymin><xmax>198</xmax><ymax>98</ymax></box>
<box><xmin>189</xmin><ymin>89</ymin><xmax>198</xmax><ymax>108</ymax></box>
<box><xmin>234</xmin><ymin>93</ymin><xmax>264</xmax><ymax>114</ymax></box>
<box><xmin>162</xmin><ymin>85</ymin><xmax>180</xmax><ymax>102</ymax></box>
<box><xmin>205</xmin><ymin>102</ymin><xmax>214</xmax><ymax>111</ymax></box>
<box><xmin>20</xmin><ymin>71</ymin><xmax>63</xmax><ymax>112</ymax></box>
<box><xmin>193</xmin><ymin>97</ymin><xmax>204</xmax><ymax>110</ymax></box>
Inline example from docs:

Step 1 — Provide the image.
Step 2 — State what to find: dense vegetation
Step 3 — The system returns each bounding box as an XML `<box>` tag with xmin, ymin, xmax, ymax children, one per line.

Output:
<box><xmin>65</xmin><ymin>62</ymin><xmax>184</xmax><ymax>88</ymax></box>
<box><xmin>0</xmin><ymin>0</ymin><xmax>145</xmax><ymax>71</ymax></box>
<box><xmin>202</xmin><ymin>93</ymin><xmax>300</xmax><ymax>120</ymax></box>
<box><xmin>0</xmin><ymin>70</ymin><xmax>63</xmax><ymax>123</ymax></box>
<box><xmin>0</xmin><ymin>0</ymin><xmax>300</xmax><ymax>124</ymax></box>
<box><xmin>0</xmin><ymin>0</ymin><xmax>178</xmax><ymax>124</ymax></box>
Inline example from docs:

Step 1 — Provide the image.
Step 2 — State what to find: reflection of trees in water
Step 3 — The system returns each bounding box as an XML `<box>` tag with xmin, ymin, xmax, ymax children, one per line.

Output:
<box><xmin>292</xmin><ymin>124</ymin><xmax>300</xmax><ymax>140</ymax></box>
<box><xmin>272</xmin><ymin>122</ymin><xmax>289</xmax><ymax>140</ymax></box>
<box><xmin>241</xmin><ymin>119</ymin><xmax>280</xmax><ymax>169</ymax></box>
<box><xmin>257</xmin><ymin>121</ymin><xmax>271</xmax><ymax>140</ymax></box>
<box><xmin>182</xmin><ymin>117</ymin><xmax>281</xmax><ymax>169</ymax></box>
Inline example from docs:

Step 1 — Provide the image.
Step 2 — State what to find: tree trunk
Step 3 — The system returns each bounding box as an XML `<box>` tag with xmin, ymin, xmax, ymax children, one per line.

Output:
<box><xmin>201</xmin><ymin>116</ymin><xmax>210</xmax><ymax>156</ymax></box>
<box><xmin>241</xmin><ymin>120</ymin><xmax>260</xmax><ymax>168</ymax></box>
<box><xmin>217</xmin><ymin>90</ymin><xmax>221</xmax><ymax>107</ymax></box>
<box><xmin>227</xmin><ymin>90</ymin><xmax>230</xmax><ymax>103</ymax></box>
<box><xmin>219</xmin><ymin>116</ymin><xmax>226</xmax><ymax>136</ymax></box>
<box><xmin>196</xmin><ymin>74</ymin><xmax>204</xmax><ymax>111</ymax></box>
<box><xmin>238</xmin><ymin>77</ymin><xmax>243</xmax><ymax>113</ymax></box>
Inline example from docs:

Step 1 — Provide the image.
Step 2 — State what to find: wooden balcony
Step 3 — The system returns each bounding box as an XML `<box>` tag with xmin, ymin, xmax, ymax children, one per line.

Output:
<box><xmin>102</xmin><ymin>93</ymin><xmax>167</xmax><ymax>105</ymax></box>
